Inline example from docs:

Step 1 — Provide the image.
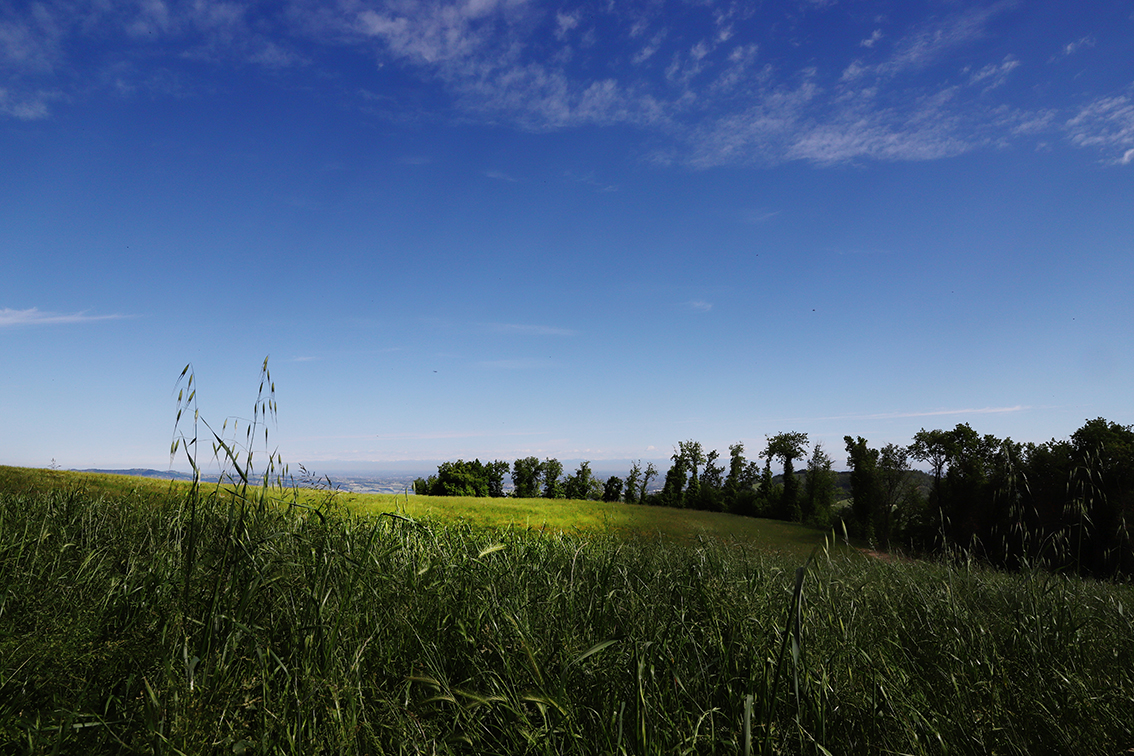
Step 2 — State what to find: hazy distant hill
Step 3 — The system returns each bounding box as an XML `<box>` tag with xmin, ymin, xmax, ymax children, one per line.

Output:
<box><xmin>78</xmin><ymin>468</ymin><xmax>202</xmax><ymax>482</ymax></box>
<box><xmin>75</xmin><ymin>468</ymin><xmax>421</xmax><ymax>495</ymax></box>
<box><xmin>77</xmin><ymin>467</ymin><xmax>933</xmax><ymax>500</ymax></box>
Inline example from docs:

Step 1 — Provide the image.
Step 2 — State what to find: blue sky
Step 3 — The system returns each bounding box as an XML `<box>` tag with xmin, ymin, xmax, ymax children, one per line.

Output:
<box><xmin>2</xmin><ymin>0</ymin><xmax>1132</xmax><ymax>475</ymax></box>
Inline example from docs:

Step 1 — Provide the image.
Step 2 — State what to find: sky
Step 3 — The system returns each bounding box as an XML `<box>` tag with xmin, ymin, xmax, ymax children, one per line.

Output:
<box><xmin>2</xmin><ymin>0</ymin><xmax>1132</xmax><ymax>476</ymax></box>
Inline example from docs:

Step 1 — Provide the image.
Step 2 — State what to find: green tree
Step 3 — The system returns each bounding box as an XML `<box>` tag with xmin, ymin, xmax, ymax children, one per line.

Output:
<box><xmin>511</xmin><ymin>456</ymin><xmax>542</xmax><ymax>498</ymax></box>
<box><xmin>1068</xmin><ymin>418</ymin><xmax>1134</xmax><ymax>575</ymax></box>
<box><xmin>564</xmin><ymin>461</ymin><xmax>596</xmax><ymax>500</ymax></box>
<box><xmin>624</xmin><ymin>461</ymin><xmax>641</xmax><ymax>504</ymax></box>
<box><xmin>413</xmin><ymin>475</ymin><xmax>436</xmax><ymax>495</ymax></box>
<box><xmin>763</xmin><ymin>432</ymin><xmax>809</xmax><ymax>521</ymax></box>
<box><xmin>756</xmin><ymin>457</ymin><xmax>777</xmax><ymax>516</ymax></box>
<box><xmin>723</xmin><ymin>442</ymin><xmax>760</xmax><ymax>515</ymax></box>
<box><xmin>844</xmin><ymin>436</ymin><xmax>880</xmax><ymax>542</ymax></box>
<box><xmin>907</xmin><ymin>428</ymin><xmax>952</xmax><ymax>541</ymax></box>
<box><xmin>910</xmin><ymin>428</ymin><xmax>951</xmax><ymax>522</ymax></box>
<box><xmin>541</xmin><ymin>458</ymin><xmax>564</xmax><ymax>499</ymax></box>
<box><xmin>678</xmin><ymin>440</ymin><xmax>706</xmax><ymax>506</ymax></box>
<box><xmin>697</xmin><ymin>448</ymin><xmax>725</xmax><ymax>511</ymax></box>
<box><xmin>661</xmin><ymin>454</ymin><xmax>688</xmax><ymax>507</ymax></box>
<box><xmin>876</xmin><ymin>443</ymin><xmax>913</xmax><ymax>548</ymax></box>
<box><xmin>433</xmin><ymin>459</ymin><xmax>489</xmax><ymax>497</ymax></box>
<box><xmin>602</xmin><ymin>476</ymin><xmax>623</xmax><ymax>502</ymax></box>
<box><xmin>941</xmin><ymin>423</ymin><xmax>998</xmax><ymax>548</ymax></box>
<box><xmin>803</xmin><ymin>442</ymin><xmax>837</xmax><ymax>525</ymax></box>
<box><xmin>485</xmin><ymin>460</ymin><xmax>510</xmax><ymax>498</ymax></box>
<box><xmin>641</xmin><ymin>462</ymin><xmax>658</xmax><ymax>505</ymax></box>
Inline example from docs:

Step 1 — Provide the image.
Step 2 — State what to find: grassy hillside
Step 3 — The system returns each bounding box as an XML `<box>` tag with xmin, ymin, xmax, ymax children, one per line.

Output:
<box><xmin>0</xmin><ymin>466</ymin><xmax>841</xmax><ymax>559</ymax></box>
<box><xmin>2</xmin><ymin>467</ymin><xmax>1132</xmax><ymax>754</ymax></box>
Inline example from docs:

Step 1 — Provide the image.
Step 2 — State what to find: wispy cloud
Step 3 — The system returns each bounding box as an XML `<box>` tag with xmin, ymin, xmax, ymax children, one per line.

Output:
<box><xmin>0</xmin><ymin>307</ymin><xmax>129</xmax><ymax>327</ymax></box>
<box><xmin>372</xmin><ymin>429</ymin><xmax>545</xmax><ymax>441</ymax></box>
<box><xmin>741</xmin><ymin>208</ymin><xmax>780</xmax><ymax>224</ymax></box>
<box><xmin>1066</xmin><ymin>93</ymin><xmax>1134</xmax><ymax>164</ymax></box>
<box><xmin>476</xmin><ymin>358</ymin><xmax>552</xmax><ymax>370</ymax></box>
<box><xmin>966</xmin><ymin>55</ymin><xmax>1020</xmax><ymax>91</ymax></box>
<box><xmin>484</xmin><ymin>169</ymin><xmax>518</xmax><ymax>181</ymax></box>
<box><xmin>872</xmin><ymin>2</ymin><xmax>1015</xmax><ymax>78</ymax></box>
<box><xmin>565</xmin><ymin>170</ymin><xmax>617</xmax><ymax>192</ymax></box>
<box><xmin>860</xmin><ymin>29</ymin><xmax>883</xmax><ymax>49</ymax></box>
<box><xmin>816</xmin><ymin>406</ymin><xmax>1030</xmax><ymax>422</ymax></box>
<box><xmin>0</xmin><ymin>87</ymin><xmax>52</xmax><ymax>119</ymax></box>
<box><xmin>2</xmin><ymin>0</ymin><xmax>1123</xmax><ymax>167</ymax></box>
<box><xmin>686</xmin><ymin>300</ymin><xmax>713</xmax><ymax>312</ymax></box>
<box><xmin>1056</xmin><ymin>36</ymin><xmax>1095</xmax><ymax>59</ymax></box>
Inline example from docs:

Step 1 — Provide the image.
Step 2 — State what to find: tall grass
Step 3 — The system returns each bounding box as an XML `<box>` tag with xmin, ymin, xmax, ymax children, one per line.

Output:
<box><xmin>2</xmin><ymin>480</ymin><xmax>1132</xmax><ymax>754</ymax></box>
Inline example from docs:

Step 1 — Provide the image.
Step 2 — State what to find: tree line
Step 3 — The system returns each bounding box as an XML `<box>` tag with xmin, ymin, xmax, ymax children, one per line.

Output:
<box><xmin>413</xmin><ymin>417</ymin><xmax>1134</xmax><ymax>578</ymax></box>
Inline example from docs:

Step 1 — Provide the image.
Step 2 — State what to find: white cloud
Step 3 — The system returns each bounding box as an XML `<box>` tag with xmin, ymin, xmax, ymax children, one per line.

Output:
<box><xmin>967</xmin><ymin>55</ymin><xmax>1020</xmax><ymax>91</ymax></box>
<box><xmin>2</xmin><ymin>0</ymin><xmax>1121</xmax><ymax>170</ymax></box>
<box><xmin>885</xmin><ymin>2</ymin><xmax>1011</xmax><ymax>74</ymax></box>
<box><xmin>484</xmin><ymin>169</ymin><xmax>518</xmax><ymax>181</ymax></box>
<box><xmin>0</xmin><ymin>6</ymin><xmax>64</xmax><ymax>73</ymax></box>
<box><xmin>632</xmin><ymin>30</ymin><xmax>666</xmax><ymax>65</ymax></box>
<box><xmin>555</xmin><ymin>10</ymin><xmax>579</xmax><ymax>40</ymax></box>
<box><xmin>687</xmin><ymin>300</ymin><xmax>713</xmax><ymax>312</ymax></box>
<box><xmin>860</xmin><ymin>29</ymin><xmax>882</xmax><ymax>49</ymax></box>
<box><xmin>0</xmin><ymin>307</ymin><xmax>129</xmax><ymax>327</ymax></box>
<box><xmin>354</xmin><ymin>0</ymin><xmax>529</xmax><ymax>66</ymax></box>
<box><xmin>1066</xmin><ymin>94</ymin><xmax>1134</xmax><ymax>163</ymax></box>
<box><xmin>1059</xmin><ymin>36</ymin><xmax>1095</xmax><ymax>58</ymax></box>
<box><xmin>0</xmin><ymin>87</ymin><xmax>52</xmax><ymax>119</ymax></box>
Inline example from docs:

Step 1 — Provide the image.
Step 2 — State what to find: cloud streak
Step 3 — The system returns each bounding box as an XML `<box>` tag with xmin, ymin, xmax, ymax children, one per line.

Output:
<box><xmin>481</xmin><ymin>322</ymin><xmax>576</xmax><ymax>336</ymax></box>
<box><xmin>814</xmin><ymin>406</ymin><xmax>1030</xmax><ymax>422</ymax></box>
<box><xmin>0</xmin><ymin>307</ymin><xmax>129</xmax><ymax>327</ymax></box>
<box><xmin>1</xmin><ymin>0</ymin><xmax>1127</xmax><ymax>166</ymax></box>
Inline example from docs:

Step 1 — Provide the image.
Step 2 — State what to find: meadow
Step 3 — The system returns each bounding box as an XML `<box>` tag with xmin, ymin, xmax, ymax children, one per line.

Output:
<box><xmin>1</xmin><ymin>465</ymin><xmax>1132</xmax><ymax>755</ymax></box>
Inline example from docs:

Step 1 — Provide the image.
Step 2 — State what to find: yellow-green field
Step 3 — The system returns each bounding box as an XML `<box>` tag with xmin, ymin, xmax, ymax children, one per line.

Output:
<box><xmin>350</xmin><ymin>491</ymin><xmax>841</xmax><ymax>558</ymax></box>
<box><xmin>0</xmin><ymin>466</ymin><xmax>842</xmax><ymax>560</ymax></box>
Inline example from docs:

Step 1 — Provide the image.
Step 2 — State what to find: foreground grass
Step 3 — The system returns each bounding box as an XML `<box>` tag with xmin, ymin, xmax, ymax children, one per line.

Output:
<box><xmin>2</xmin><ymin>472</ymin><xmax>1133</xmax><ymax>754</ymax></box>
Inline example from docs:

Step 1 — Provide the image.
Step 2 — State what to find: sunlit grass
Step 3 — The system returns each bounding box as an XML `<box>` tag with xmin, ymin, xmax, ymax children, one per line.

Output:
<box><xmin>0</xmin><ymin>466</ymin><xmax>842</xmax><ymax>560</ymax></box>
<box><xmin>350</xmin><ymin>492</ymin><xmax>839</xmax><ymax>558</ymax></box>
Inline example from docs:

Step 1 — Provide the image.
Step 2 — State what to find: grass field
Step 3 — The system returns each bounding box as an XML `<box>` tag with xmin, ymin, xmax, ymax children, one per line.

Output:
<box><xmin>2</xmin><ymin>466</ymin><xmax>1133</xmax><ymax>755</ymax></box>
<box><xmin>349</xmin><ymin>492</ymin><xmax>839</xmax><ymax>560</ymax></box>
<box><xmin>0</xmin><ymin>466</ymin><xmax>839</xmax><ymax>559</ymax></box>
